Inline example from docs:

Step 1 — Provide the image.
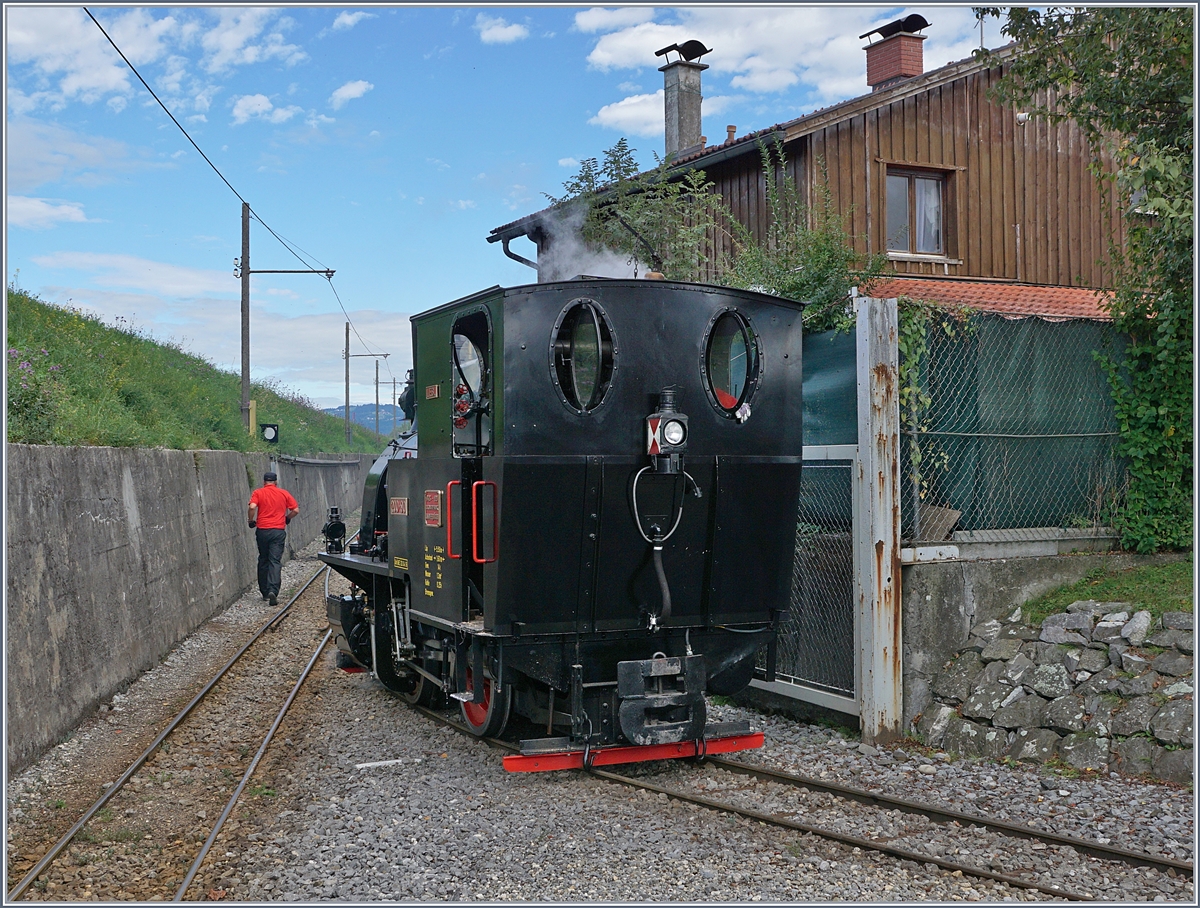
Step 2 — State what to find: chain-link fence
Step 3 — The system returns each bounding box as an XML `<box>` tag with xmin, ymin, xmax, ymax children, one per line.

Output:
<box><xmin>760</xmin><ymin>458</ymin><xmax>855</xmax><ymax>696</ymax></box>
<box><xmin>899</xmin><ymin>312</ymin><xmax>1124</xmax><ymax>542</ymax></box>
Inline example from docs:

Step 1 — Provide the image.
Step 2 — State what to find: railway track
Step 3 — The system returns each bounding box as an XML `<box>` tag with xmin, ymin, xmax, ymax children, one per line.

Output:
<box><xmin>7</xmin><ymin>565</ymin><xmax>332</xmax><ymax>902</ymax></box>
<box><xmin>413</xmin><ymin>704</ymin><xmax>1193</xmax><ymax>902</ymax></box>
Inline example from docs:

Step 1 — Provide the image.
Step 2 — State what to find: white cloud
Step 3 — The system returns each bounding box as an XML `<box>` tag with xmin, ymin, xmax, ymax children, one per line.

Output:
<box><xmin>452</xmin><ymin>200</ymin><xmax>477</xmax><ymax>210</ymax></box>
<box><xmin>306</xmin><ymin>112</ymin><xmax>336</xmax><ymax>128</ymax></box>
<box><xmin>7</xmin><ymin>197</ymin><xmax>90</xmax><ymax>230</ymax></box>
<box><xmin>583</xmin><ymin>7</ymin><xmax>984</xmax><ymax>104</ymax></box>
<box><xmin>6</xmin><ymin>119</ymin><xmax>144</xmax><ymax>192</ymax></box>
<box><xmin>329</xmin><ymin>79</ymin><xmax>374</xmax><ymax>110</ymax></box>
<box><xmin>558</xmin><ymin>157</ymin><xmax>580</xmax><ymax>168</ymax></box>
<box><xmin>32</xmin><ymin>252</ymin><xmax>238</xmax><ymax>297</ymax></box>
<box><xmin>6</xmin><ymin>7</ymin><xmax>176</xmax><ymax>109</ymax></box>
<box><xmin>230</xmin><ymin>94</ymin><xmax>302</xmax><ymax>125</ymax></box>
<box><xmin>574</xmin><ymin>8</ymin><xmax>657</xmax><ymax>34</ymax></box>
<box><xmin>200</xmin><ymin>8</ymin><xmax>307</xmax><ymax>74</ymax></box>
<box><xmin>332</xmin><ymin>11</ymin><xmax>375</xmax><ymax>31</ymax></box>
<box><xmin>588</xmin><ymin>90</ymin><xmax>663</xmax><ymax>137</ymax></box>
<box><xmin>474</xmin><ymin>14</ymin><xmax>529</xmax><ymax>45</ymax></box>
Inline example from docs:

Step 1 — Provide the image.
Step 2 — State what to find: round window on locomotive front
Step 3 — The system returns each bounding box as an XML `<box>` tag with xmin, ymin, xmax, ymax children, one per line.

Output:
<box><xmin>705</xmin><ymin>311</ymin><xmax>758</xmax><ymax>414</ymax></box>
<box><xmin>453</xmin><ymin>333</ymin><xmax>485</xmax><ymax>394</ymax></box>
<box><xmin>552</xmin><ymin>301</ymin><xmax>615</xmax><ymax>413</ymax></box>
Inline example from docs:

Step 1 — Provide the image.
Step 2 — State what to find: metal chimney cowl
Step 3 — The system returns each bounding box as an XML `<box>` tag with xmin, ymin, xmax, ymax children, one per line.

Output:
<box><xmin>660</xmin><ymin>58</ymin><xmax>708</xmax><ymax>158</ymax></box>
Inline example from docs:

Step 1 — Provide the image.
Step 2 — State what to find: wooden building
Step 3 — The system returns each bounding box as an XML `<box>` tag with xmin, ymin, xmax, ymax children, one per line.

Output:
<box><xmin>489</xmin><ymin>26</ymin><xmax>1123</xmax><ymax>296</ymax></box>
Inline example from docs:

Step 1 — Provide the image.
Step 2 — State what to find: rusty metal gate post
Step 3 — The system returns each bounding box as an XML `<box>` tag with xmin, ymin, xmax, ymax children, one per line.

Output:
<box><xmin>853</xmin><ymin>295</ymin><xmax>902</xmax><ymax>744</ymax></box>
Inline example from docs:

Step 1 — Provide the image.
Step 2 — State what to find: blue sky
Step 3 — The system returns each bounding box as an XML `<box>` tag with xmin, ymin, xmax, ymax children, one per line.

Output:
<box><xmin>6</xmin><ymin>4</ymin><xmax>991</xmax><ymax>409</ymax></box>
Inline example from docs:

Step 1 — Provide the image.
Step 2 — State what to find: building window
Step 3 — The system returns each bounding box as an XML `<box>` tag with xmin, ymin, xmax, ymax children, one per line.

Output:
<box><xmin>886</xmin><ymin>171</ymin><xmax>944</xmax><ymax>254</ymax></box>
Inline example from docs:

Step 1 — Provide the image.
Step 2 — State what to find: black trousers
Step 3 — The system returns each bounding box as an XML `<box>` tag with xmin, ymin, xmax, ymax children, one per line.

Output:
<box><xmin>255</xmin><ymin>528</ymin><xmax>287</xmax><ymax>598</ymax></box>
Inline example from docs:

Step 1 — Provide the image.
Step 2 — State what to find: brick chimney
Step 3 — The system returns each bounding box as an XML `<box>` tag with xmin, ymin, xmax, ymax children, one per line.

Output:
<box><xmin>861</xmin><ymin>14</ymin><xmax>929</xmax><ymax>92</ymax></box>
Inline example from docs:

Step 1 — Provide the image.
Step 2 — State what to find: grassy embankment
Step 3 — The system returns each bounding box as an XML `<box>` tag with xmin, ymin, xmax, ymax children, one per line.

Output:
<box><xmin>1023</xmin><ymin>561</ymin><xmax>1193</xmax><ymax>627</ymax></box>
<box><xmin>6</xmin><ymin>287</ymin><xmax>386</xmax><ymax>454</ymax></box>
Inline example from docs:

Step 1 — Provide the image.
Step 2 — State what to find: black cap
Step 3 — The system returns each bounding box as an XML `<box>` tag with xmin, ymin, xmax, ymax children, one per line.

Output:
<box><xmin>264</xmin><ymin>471</ymin><xmax>277</xmax><ymax>482</ymax></box>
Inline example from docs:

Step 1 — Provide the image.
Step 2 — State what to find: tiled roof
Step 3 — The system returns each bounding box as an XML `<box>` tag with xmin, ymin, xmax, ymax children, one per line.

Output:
<box><xmin>864</xmin><ymin>278</ymin><xmax>1113</xmax><ymax>320</ymax></box>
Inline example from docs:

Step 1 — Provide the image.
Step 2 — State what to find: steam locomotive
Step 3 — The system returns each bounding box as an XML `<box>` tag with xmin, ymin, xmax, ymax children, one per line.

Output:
<box><xmin>320</xmin><ymin>277</ymin><xmax>803</xmax><ymax>770</ymax></box>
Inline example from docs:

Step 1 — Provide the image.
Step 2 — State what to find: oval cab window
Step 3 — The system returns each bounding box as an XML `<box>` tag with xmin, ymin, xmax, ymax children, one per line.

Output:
<box><xmin>552</xmin><ymin>300</ymin><xmax>616</xmax><ymax>413</ymax></box>
<box><xmin>704</xmin><ymin>310</ymin><xmax>759</xmax><ymax>415</ymax></box>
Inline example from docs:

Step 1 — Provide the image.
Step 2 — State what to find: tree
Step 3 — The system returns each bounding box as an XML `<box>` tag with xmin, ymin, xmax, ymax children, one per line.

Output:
<box><xmin>977</xmin><ymin>6</ymin><xmax>1194</xmax><ymax>551</ymax></box>
<box><xmin>723</xmin><ymin>142</ymin><xmax>888</xmax><ymax>333</ymax></box>
<box><xmin>544</xmin><ymin>139</ymin><xmax>728</xmax><ymax>282</ymax></box>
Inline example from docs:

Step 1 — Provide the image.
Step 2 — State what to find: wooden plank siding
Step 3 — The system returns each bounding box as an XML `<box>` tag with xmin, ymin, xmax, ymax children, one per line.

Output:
<box><xmin>699</xmin><ymin>60</ymin><xmax>1119</xmax><ymax>288</ymax></box>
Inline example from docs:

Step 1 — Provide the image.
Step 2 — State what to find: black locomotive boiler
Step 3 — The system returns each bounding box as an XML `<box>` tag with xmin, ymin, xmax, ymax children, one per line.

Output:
<box><xmin>320</xmin><ymin>277</ymin><xmax>803</xmax><ymax>770</ymax></box>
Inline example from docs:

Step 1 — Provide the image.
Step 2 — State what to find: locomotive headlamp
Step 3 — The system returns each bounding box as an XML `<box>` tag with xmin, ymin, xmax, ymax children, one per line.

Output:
<box><xmin>662</xmin><ymin>419</ymin><xmax>687</xmax><ymax>446</ymax></box>
<box><xmin>645</xmin><ymin>387</ymin><xmax>689</xmax><ymax>474</ymax></box>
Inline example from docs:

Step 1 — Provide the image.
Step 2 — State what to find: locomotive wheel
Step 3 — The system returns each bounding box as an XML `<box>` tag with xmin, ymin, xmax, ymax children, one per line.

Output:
<box><xmin>460</xmin><ymin>665</ymin><xmax>511</xmax><ymax>737</ymax></box>
<box><xmin>400</xmin><ymin>660</ymin><xmax>444</xmax><ymax>708</ymax></box>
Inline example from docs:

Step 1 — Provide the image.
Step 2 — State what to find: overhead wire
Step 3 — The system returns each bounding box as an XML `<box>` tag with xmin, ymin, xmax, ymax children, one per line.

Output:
<box><xmin>82</xmin><ymin>7</ymin><xmax>392</xmax><ymax>376</ymax></box>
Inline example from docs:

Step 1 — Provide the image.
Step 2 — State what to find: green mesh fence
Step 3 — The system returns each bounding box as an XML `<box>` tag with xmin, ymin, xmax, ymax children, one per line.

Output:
<box><xmin>900</xmin><ymin>313</ymin><xmax>1124</xmax><ymax>541</ymax></box>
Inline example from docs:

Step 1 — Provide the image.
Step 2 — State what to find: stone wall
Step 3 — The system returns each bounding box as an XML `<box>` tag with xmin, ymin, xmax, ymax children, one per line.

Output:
<box><xmin>901</xmin><ymin>552</ymin><xmax>1190</xmax><ymax>730</ymax></box>
<box><xmin>5</xmin><ymin>444</ymin><xmax>372</xmax><ymax>774</ymax></box>
<box><xmin>917</xmin><ymin>601</ymin><xmax>1193</xmax><ymax>784</ymax></box>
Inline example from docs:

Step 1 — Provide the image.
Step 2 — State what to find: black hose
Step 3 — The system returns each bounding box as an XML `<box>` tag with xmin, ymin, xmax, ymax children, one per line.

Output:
<box><xmin>652</xmin><ymin>545</ymin><xmax>671</xmax><ymax>621</ymax></box>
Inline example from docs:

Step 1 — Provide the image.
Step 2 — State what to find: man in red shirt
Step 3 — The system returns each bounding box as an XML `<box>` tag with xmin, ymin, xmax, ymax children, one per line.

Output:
<box><xmin>248</xmin><ymin>471</ymin><xmax>299</xmax><ymax>607</ymax></box>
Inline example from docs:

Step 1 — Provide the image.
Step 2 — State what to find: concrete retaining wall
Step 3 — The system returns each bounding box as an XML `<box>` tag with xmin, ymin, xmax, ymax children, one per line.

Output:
<box><xmin>5</xmin><ymin>444</ymin><xmax>372</xmax><ymax>774</ymax></box>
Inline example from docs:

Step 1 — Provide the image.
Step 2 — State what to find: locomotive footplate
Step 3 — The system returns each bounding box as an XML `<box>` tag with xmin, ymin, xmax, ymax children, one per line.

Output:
<box><xmin>503</xmin><ymin>723</ymin><xmax>762</xmax><ymax>773</ymax></box>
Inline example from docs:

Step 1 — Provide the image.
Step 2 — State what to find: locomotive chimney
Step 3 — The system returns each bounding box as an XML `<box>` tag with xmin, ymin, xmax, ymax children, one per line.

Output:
<box><xmin>656</xmin><ymin>40</ymin><xmax>712</xmax><ymax>158</ymax></box>
<box><xmin>861</xmin><ymin>14</ymin><xmax>929</xmax><ymax>92</ymax></box>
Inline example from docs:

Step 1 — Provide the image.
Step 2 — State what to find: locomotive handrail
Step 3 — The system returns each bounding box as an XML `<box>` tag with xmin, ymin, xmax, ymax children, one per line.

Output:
<box><xmin>471</xmin><ymin>480</ymin><xmax>498</xmax><ymax>564</ymax></box>
<box><xmin>446</xmin><ymin>481</ymin><xmax>462</xmax><ymax>559</ymax></box>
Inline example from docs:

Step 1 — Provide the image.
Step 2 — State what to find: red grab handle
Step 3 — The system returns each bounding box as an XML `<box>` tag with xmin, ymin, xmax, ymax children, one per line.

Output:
<box><xmin>471</xmin><ymin>480</ymin><xmax>498</xmax><ymax>564</ymax></box>
<box><xmin>446</xmin><ymin>481</ymin><xmax>461</xmax><ymax>560</ymax></box>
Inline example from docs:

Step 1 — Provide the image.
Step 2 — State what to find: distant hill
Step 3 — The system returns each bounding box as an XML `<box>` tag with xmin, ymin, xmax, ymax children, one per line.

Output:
<box><xmin>324</xmin><ymin>403</ymin><xmax>411</xmax><ymax>436</ymax></box>
<box><xmin>6</xmin><ymin>287</ymin><xmax>387</xmax><ymax>454</ymax></box>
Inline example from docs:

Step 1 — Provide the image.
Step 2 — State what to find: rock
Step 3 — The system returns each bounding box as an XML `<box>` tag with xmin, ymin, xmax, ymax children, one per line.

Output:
<box><xmin>1022</xmin><ymin>642</ymin><xmax>1067</xmax><ymax>666</ymax></box>
<box><xmin>1004</xmin><ymin>606</ymin><xmax>1024</xmax><ymax>623</ymax></box>
<box><xmin>1108</xmin><ymin>643</ymin><xmax>1129</xmax><ymax>667</ymax></box>
<box><xmin>1150</xmin><ymin>651</ymin><xmax>1193</xmax><ymax>678</ymax></box>
<box><xmin>980</xmin><ymin>638</ymin><xmax>1023</xmax><ymax>663</ymax></box>
<box><xmin>1091</xmin><ymin>621</ymin><xmax>1126</xmax><ymax>645</ymax></box>
<box><xmin>971</xmin><ymin>619</ymin><xmax>1002</xmax><ymax>642</ymax></box>
<box><xmin>1113</xmin><ymin>736</ymin><xmax>1160</xmax><ymax>777</ymax></box>
<box><xmin>973</xmin><ymin>659</ymin><xmax>1007</xmax><ymax>690</ymax></box>
<box><xmin>1146</xmin><ymin>629</ymin><xmax>1193</xmax><ymax>651</ymax></box>
<box><xmin>943</xmin><ymin>717</ymin><xmax>1007</xmax><ymax>760</ymax></box>
<box><xmin>1110</xmin><ymin>696</ymin><xmax>1162</xmax><ymax>737</ymax></box>
<box><xmin>1075</xmin><ymin>666</ymin><xmax>1120</xmax><ymax>697</ymax></box>
<box><xmin>1152</xmin><ymin>747</ymin><xmax>1194</xmax><ymax>785</ymax></box>
<box><xmin>932</xmin><ymin>652</ymin><xmax>983</xmax><ymax>703</ymax></box>
<box><xmin>1116</xmin><ymin>670</ymin><xmax>1160</xmax><ymax>698</ymax></box>
<box><xmin>1001</xmin><ymin>652</ymin><xmax>1035</xmax><ymax>686</ymax></box>
<box><xmin>1121</xmin><ymin>611</ymin><xmax>1153</xmax><ymax>646</ymax></box>
<box><xmin>962</xmin><ymin>679</ymin><xmax>1012</xmax><ymax>721</ymax></box>
<box><xmin>998</xmin><ymin>685</ymin><xmax>1026</xmax><ymax>709</ymax></box>
<box><xmin>1007</xmin><ymin>728</ymin><xmax>1061</xmax><ymax>763</ymax></box>
<box><xmin>997</xmin><ymin>624</ymin><xmax>1041</xmax><ymax>641</ymax></box>
<box><xmin>1061</xmin><ymin>648</ymin><xmax>1083</xmax><ymax>673</ymax></box>
<box><xmin>1161</xmin><ymin>611</ymin><xmax>1194</xmax><ymax>631</ymax></box>
<box><xmin>992</xmin><ymin>695</ymin><xmax>1049</xmax><ymax>730</ymax></box>
<box><xmin>1150</xmin><ymin>700</ymin><xmax>1193</xmax><ymax>745</ymax></box>
<box><xmin>1043</xmin><ymin>695</ymin><xmax>1087</xmax><ymax>734</ymax></box>
<box><xmin>959</xmin><ymin>637</ymin><xmax>987</xmax><ymax>655</ymax></box>
<box><xmin>1039</xmin><ymin>626</ymin><xmax>1089</xmax><ymax>646</ymax></box>
<box><xmin>916</xmin><ymin>705</ymin><xmax>957</xmax><ymax>748</ymax></box>
<box><xmin>857</xmin><ymin>743</ymin><xmax>878</xmax><ymax>757</ymax></box>
<box><xmin>1101</xmin><ymin>610</ymin><xmax>1130</xmax><ymax>623</ymax></box>
<box><xmin>1043</xmin><ymin>612</ymin><xmax>1096</xmax><ymax>632</ymax></box>
<box><xmin>917</xmin><ymin>763</ymin><xmax>936</xmax><ymax>775</ymax></box>
<box><xmin>1084</xmin><ymin>706</ymin><xmax>1112</xmax><ymax>736</ymax></box>
<box><xmin>1059</xmin><ymin>733</ymin><xmax>1111</xmax><ymax>771</ymax></box>
<box><xmin>1076</xmin><ymin>648</ymin><xmax>1110</xmax><ymax>673</ymax></box>
<box><xmin>1120</xmin><ymin>652</ymin><xmax>1151</xmax><ymax>675</ymax></box>
<box><xmin>1028</xmin><ymin>664</ymin><xmax>1073</xmax><ymax>699</ymax></box>
<box><xmin>1066</xmin><ymin>600</ymin><xmax>1111</xmax><ymax>615</ymax></box>
<box><xmin>1163</xmin><ymin>679</ymin><xmax>1194</xmax><ymax>699</ymax></box>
